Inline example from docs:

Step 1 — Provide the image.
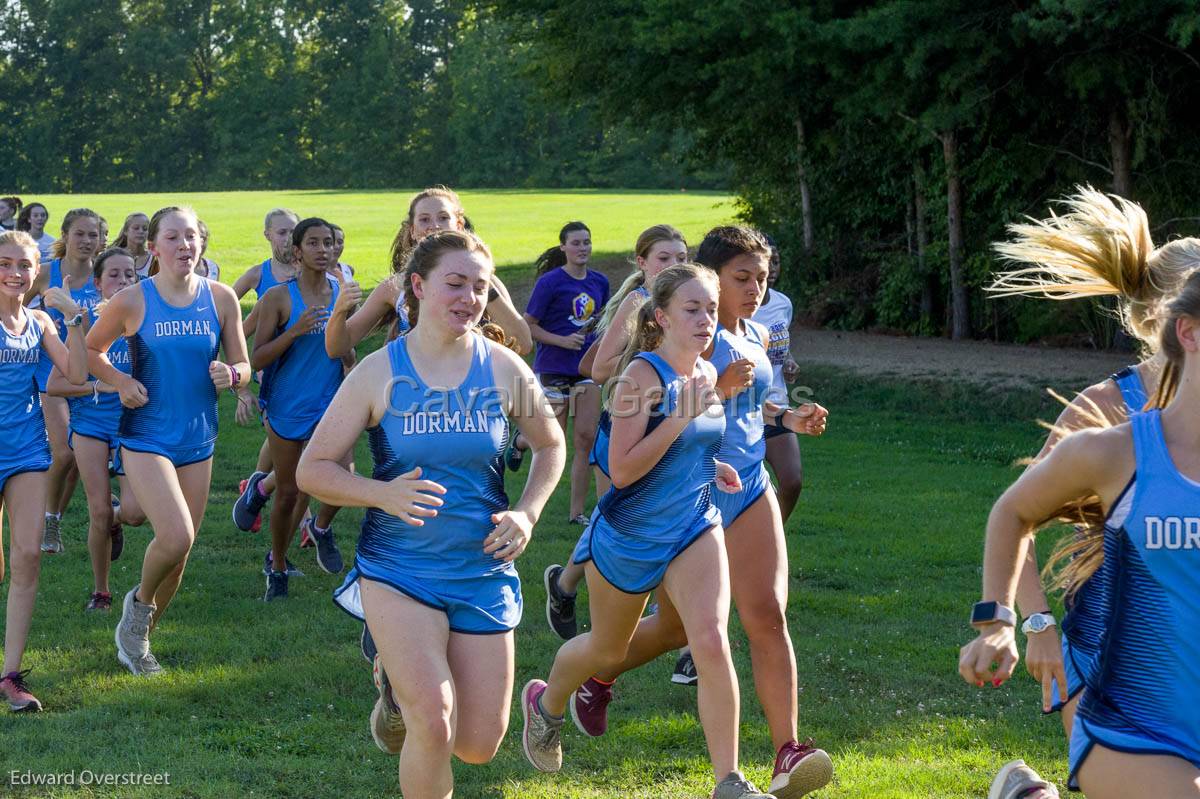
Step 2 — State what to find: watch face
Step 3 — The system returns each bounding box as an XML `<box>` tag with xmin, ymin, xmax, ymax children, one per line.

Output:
<box><xmin>971</xmin><ymin>601</ymin><xmax>998</xmax><ymax>625</ymax></box>
<box><xmin>1029</xmin><ymin>615</ymin><xmax>1048</xmax><ymax>633</ymax></box>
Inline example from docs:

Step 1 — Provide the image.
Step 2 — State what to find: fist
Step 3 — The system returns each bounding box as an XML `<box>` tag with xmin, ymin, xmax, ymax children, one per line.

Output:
<box><xmin>210</xmin><ymin>360</ymin><xmax>233</xmax><ymax>390</ymax></box>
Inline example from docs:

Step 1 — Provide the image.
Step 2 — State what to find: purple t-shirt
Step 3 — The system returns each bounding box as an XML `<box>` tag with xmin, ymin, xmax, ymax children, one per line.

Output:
<box><xmin>526</xmin><ymin>267</ymin><xmax>610</xmax><ymax>376</ymax></box>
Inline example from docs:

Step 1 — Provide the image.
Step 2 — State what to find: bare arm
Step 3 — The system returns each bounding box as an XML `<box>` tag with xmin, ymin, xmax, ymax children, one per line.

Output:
<box><xmin>485</xmin><ymin>276</ymin><xmax>532</xmax><ymax>355</ymax></box>
<box><xmin>211</xmin><ymin>282</ymin><xmax>251</xmax><ymax>387</ymax></box>
<box><xmin>231</xmin><ymin>264</ymin><xmax>261</xmax><ymax>300</ymax></box>
<box><xmin>326</xmin><ymin>279</ymin><xmax>394</xmax><ymax>358</ymax></box>
<box><xmin>34</xmin><ymin>308</ymin><xmax>87</xmax><ymax>385</ymax></box>
<box><xmin>607</xmin><ymin>359</ymin><xmax>715</xmax><ymax>488</ymax></box>
<box><xmin>591</xmin><ymin>293</ymin><xmax>641</xmax><ymax>384</ymax></box>
<box><xmin>524</xmin><ymin>313</ymin><xmax>583</xmax><ymax>351</ymax></box>
<box><xmin>249</xmin><ymin>287</ymin><xmax>291</xmax><ymax>372</ymax></box>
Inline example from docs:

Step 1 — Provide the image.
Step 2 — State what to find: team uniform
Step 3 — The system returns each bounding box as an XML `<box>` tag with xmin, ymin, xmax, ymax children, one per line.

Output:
<box><xmin>585</xmin><ymin>285</ymin><xmax>649</xmax><ymax>478</ymax></box>
<box><xmin>33</xmin><ymin>259</ymin><xmax>100</xmax><ymax>393</ymax></box>
<box><xmin>0</xmin><ymin>309</ymin><xmax>52</xmax><ymax>494</ymax></box>
<box><xmin>117</xmin><ymin>279</ymin><xmax>221</xmax><ymax>468</ymax></box>
<box><xmin>68</xmin><ymin>307</ymin><xmax>132</xmax><ymax>452</ymax></box>
<box><xmin>708</xmin><ymin>320</ymin><xmax>774</xmax><ymax>527</ymax></box>
<box><xmin>526</xmin><ymin>267</ymin><xmax>609</xmax><ymax>401</ymax></box>
<box><xmin>258</xmin><ymin>276</ymin><xmax>343</xmax><ymax>441</ymax></box>
<box><xmin>754</xmin><ymin>288</ymin><xmax>794</xmax><ymax>439</ymax></box>
<box><xmin>1067</xmin><ymin>408</ymin><xmax>1200</xmax><ymax>785</ymax></box>
<box><xmin>1050</xmin><ymin>366</ymin><xmax>1149</xmax><ymax>712</ymax></box>
<box><xmin>572</xmin><ymin>352</ymin><xmax>725</xmax><ymax>594</ymax></box>
<box><xmin>34</xmin><ymin>233</ymin><xmax>56</xmax><ymax>262</ymax></box>
<box><xmin>334</xmin><ymin>334</ymin><xmax>519</xmax><ymax>633</ymax></box>
<box><xmin>393</xmin><ymin>289</ymin><xmax>411</xmax><ymax>337</ymax></box>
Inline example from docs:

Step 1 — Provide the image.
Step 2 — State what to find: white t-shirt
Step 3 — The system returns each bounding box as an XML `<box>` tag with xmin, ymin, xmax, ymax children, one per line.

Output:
<box><xmin>752</xmin><ymin>288</ymin><xmax>794</xmax><ymax>405</ymax></box>
<box><xmin>35</xmin><ymin>233</ymin><xmax>56</xmax><ymax>261</ymax></box>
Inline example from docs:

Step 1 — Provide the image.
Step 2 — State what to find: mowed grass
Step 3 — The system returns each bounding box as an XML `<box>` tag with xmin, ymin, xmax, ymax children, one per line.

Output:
<box><xmin>26</xmin><ymin>188</ymin><xmax>736</xmax><ymax>289</ymax></box>
<box><xmin>1</xmin><ymin>344</ymin><xmax>1080</xmax><ymax>797</ymax></box>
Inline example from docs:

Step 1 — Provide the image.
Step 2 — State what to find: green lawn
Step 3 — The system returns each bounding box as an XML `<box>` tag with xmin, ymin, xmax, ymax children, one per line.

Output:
<box><xmin>26</xmin><ymin>189</ymin><xmax>735</xmax><ymax>288</ymax></box>
<box><xmin>2</xmin><ymin>349</ymin><xmax>1078</xmax><ymax>797</ymax></box>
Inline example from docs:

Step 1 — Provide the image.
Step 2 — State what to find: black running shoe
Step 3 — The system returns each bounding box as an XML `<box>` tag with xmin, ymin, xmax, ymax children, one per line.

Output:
<box><xmin>544</xmin><ymin>564</ymin><xmax>578</xmax><ymax>640</ymax></box>
<box><xmin>264</xmin><ymin>570</ymin><xmax>288</xmax><ymax>602</ymax></box>
<box><xmin>361</xmin><ymin>624</ymin><xmax>378</xmax><ymax>663</ymax></box>
<box><xmin>307</xmin><ymin>519</ymin><xmax>344</xmax><ymax>574</ymax></box>
<box><xmin>263</xmin><ymin>550</ymin><xmax>305</xmax><ymax>578</ymax></box>
<box><xmin>671</xmin><ymin>650</ymin><xmax>698</xmax><ymax>686</ymax></box>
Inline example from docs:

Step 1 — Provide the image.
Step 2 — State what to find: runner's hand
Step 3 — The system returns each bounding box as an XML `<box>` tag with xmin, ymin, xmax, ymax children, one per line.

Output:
<box><xmin>380</xmin><ymin>467</ymin><xmax>447</xmax><ymax>526</ymax></box>
<box><xmin>331</xmin><ymin>269</ymin><xmax>362</xmax><ymax>317</ymax></box>
<box><xmin>959</xmin><ymin>623</ymin><xmax>1018</xmax><ymax>687</ymax></box>
<box><xmin>715</xmin><ymin>461</ymin><xmax>742</xmax><ymax>494</ymax></box>
<box><xmin>485</xmin><ymin>509</ymin><xmax>534</xmax><ymax>561</ymax></box>
<box><xmin>558</xmin><ymin>332</ymin><xmax>586</xmax><ymax>351</ymax></box>
<box><xmin>783</xmin><ymin>402</ymin><xmax>828</xmax><ymax>436</ymax></box>
<box><xmin>291</xmin><ymin>305</ymin><xmax>329</xmax><ymax>337</ymax></box>
<box><xmin>235</xmin><ymin>388</ymin><xmax>257</xmax><ymax>426</ymax></box>
<box><xmin>1025</xmin><ymin>628</ymin><xmax>1069</xmax><ymax>712</ymax></box>
<box><xmin>715</xmin><ymin>357</ymin><xmax>755</xmax><ymax>400</ymax></box>
<box><xmin>117</xmin><ymin>374</ymin><xmax>149</xmax><ymax>408</ymax></box>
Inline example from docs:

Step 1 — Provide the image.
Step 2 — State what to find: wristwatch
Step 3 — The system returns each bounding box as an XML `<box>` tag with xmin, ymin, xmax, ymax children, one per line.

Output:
<box><xmin>970</xmin><ymin>601</ymin><xmax>1017</xmax><ymax>629</ymax></box>
<box><xmin>63</xmin><ymin>311</ymin><xmax>84</xmax><ymax>327</ymax></box>
<box><xmin>1021</xmin><ymin>612</ymin><xmax>1057</xmax><ymax>635</ymax></box>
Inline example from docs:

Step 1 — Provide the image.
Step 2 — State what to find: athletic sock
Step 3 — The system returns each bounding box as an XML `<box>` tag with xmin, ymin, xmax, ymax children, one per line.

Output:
<box><xmin>313</xmin><ymin>523</ymin><xmax>330</xmax><ymax>535</ymax></box>
<box><xmin>256</xmin><ymin>480</ymin><xmax>270</xmax><ymax>498</ymax></box>
<box><xmin>589</xmin><ymin>675</ymin><xmax>614</xmax><ymax>686</ymax></box>
<box><xmin>536</xmin><ymin>694</ymin><xmax>563</xmax><ymax>724</ymax></box>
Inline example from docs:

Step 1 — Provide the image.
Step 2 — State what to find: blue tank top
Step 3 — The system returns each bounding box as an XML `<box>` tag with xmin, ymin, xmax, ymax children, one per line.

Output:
<box><xmin>1112</xmin><ymin>365</ymin><xmax>1149</xmax><ymax>414</ymax></box>
<box><xmin>358</xmin><ymin>334</ymin><xmax>511</xmax><ymax>579</ymax></box>
<box><xmin>597</xmin><ymin>351</ymin><xmax>724</xmax><ymax>543</ymax></box>
<box><xmin>68</xmin><ymin>306</ymin><xmax>132</xmax><ymax>435</ymax></box>
<box><xmin>259</xmin><ymin>276</ymin><xmax>342</xmax><ymax>425</ymax></box>
<box><xmin>35</xmin><ymin>259</ymin><xmax>101</xmax><ymax>387</ymax></box>
<box><xmin>119</xmin><ymin>279</ymin><xmax>222</xmax><ymax>451</ymax></box>
<box><xmin>254</xmin><ymin>259</ymin><xmax>285</xmax><ymax>299</ymax></box>
<box><xmin>708</xmin><ymin>319</ymin><xmax>773</xmax><ymax>472</ymax></box>
<box><xmin>1076</xmin><ymin>410</ymin><xmax>1200</xmax><ymax>763</ymax></box>
<box><xmin>393</xmin><ymin>283</ymin><xmax>411</xmax><ymax>336</ymax></box>
<box><xmin>1062</xmin><ymin>365</ymin><xmax>1152</xmax><ymax>665</ymax></box>
<box><xmin>0</xmin><ymin>309</ymin><xmax>48</xmax><ymax>466</ymax></box>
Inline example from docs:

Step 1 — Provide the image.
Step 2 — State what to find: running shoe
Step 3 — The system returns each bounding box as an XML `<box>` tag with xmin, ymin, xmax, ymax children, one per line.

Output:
<box><xmin>85</xmin><ymin>591</ymin><xmax>113</xmax><ymax>612</ymax></box>
<box><xmin>370</xmin><ymin>655</ymin><xmax>406</xmax><ymax>754</ymax></box>
<box><xmin>264</xmin><ymin>570</ymin><xmax>288</xmax><ymax>602</ymax></box>
<box><xmin>520</xmin><ymin>679</ymin><xmax>563</xmax><ymax>773</ymax></box>
<box><xmin>544</xmin><ymin>564</ymin><xmax>578</xmax><ymax>640</ymax></box>
<box><xmin>299</xmin><ymin>526</ymin><xmax>314</xmax><ymax>548</ymax></box>
<box><xmin>40</xmin><ymin>514</ymin><xmax>63</xmax><ymax>554</ymax></box>
<box><xmin>115</xmin><ymin>585</ymin><xmax>163</xmax><ymax>676</ymax></box>
<box><xmin>503</xmin><ymin>430</ymin><xmax>525</xmax><ymax>472</ymax></box>
<box><xmin>770</xmin><ymin>739</ymin><xmax>834</xmax><ymax>799</ymax></box>
<box><xmin>233</xmin><ymin>471</ymin><xmax>269</xmax><ymax>532</ymax></box>
<box><xmin>0</xmin><ymin>669</ymin><xmax>42</xmax><ymax>712</ymax></box>
<box><xmin>569</xmin><ymin>513</ymin><xmax>590</xmax><ymax>526</ymax></box>
<box><xmin>672</xmin><ymin>650</ymin><xmax>698</xmax><ymax>686</ymax></box>
<box><xmin>109</xmin><ymin>495</ymin><xmax>124</xmax><ymax>561</ymax></box>
<box><xmin>569</xmin><ymin>677</ymin><xmax>613</xmax><ymax>737</ymax></box>
<box><xmin>262</xmin><ymin>550</ymin><xmax>305</xmax><ymax>578</ymax></box>
<box><xmin>713</xmin><ymin>771</ymin><xmax>775</xmax><ymax>799</ymax></box>
<box><xmin>988</xmin><ymin>760</ymin><xmax>1060</xmax><ymax>799</ymax></box>
<box><xmin>306</xmin><ymin>518</ymin><xmax>344</xmax><ymax>574</ymax></box>
<box><xmin>361</xmin><ymin>624</ymin><xmax>378</xmax><ymax>663</ymax></box>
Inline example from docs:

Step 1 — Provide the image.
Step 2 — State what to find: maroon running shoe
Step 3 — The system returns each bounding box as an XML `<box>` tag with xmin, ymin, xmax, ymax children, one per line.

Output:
<box><xmin>769</xmin><ymin>738</ymin><xmax>834</xmax><ymax>798</ymax></box>
<box><xmin>86</xmin><ymin>591</ymin><xmax>113</xmax><ymax>612</ymax></box>
<box><xmin>569</xmin><ymin>676</ymin><xmax>614</xmax><ymax>737</ymax></box>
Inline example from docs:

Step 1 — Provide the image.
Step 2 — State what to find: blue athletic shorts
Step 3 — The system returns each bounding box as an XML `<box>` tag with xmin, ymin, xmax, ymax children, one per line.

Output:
<box><xmin>0</xmin><ymin>456</ymin><xmax>52</xmax><ymax>497</ymax></box>
<box><xmin>70</xmin><ymin>424</ymin><xmax>119</xmax><ymax>451</ymax></box>
<box><xmin>117</xmin><ymin>440</ymin><xmax>215</xmax><ymax>470</ymax></box>
<box><xmin>574</xmin><ymin>510</ymin><xmax>718</xmax><ymax>595</ymax></box>
<box><xmin>265</xmin><ymin>412</ymin><xmax>320</xmax><ymax>443</ymax></box>
<box><xmin>334</xmin><ymin>566</ymin><xmax>522</xmax><ymax>635</ymax></box>
<box><xmin>1068</xmin><ymin>713</ymin><xmax>1200</xmax><ymax>791</ymax></box>
<box><xmin>712</xmin><ymin>462</ymin><xmax>770</xmax><ymax>528</ymax></box>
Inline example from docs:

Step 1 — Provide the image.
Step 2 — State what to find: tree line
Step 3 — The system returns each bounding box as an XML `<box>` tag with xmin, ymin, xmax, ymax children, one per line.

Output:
<box><xmin>0</xmin><ymin>1</ymin><xmax>726</xmax><ymax>194</ymax></box>
<box><xmin>7</xmin><ymin>1</ymin><xmax>1200</xmax><ymax>342</ymax></box>
<box><xmin>494</xmin><ymin>0</ymin><xmax>1200</xmax><ymax>344</ymax></box>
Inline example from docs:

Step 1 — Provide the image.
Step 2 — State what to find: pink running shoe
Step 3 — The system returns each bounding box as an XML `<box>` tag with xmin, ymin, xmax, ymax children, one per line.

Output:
<box><xmin>0</xmin><ymin>669</ymin><xmax>42</xmax><ymax>712</ymax></box>
<box><xmin>569</xmin><ymin>676</ymin><xmax>614</xmax><ymax>737</ymax></box>
<box><xmin>769</xmin><ymin>738</ymin><xmax>834</xmax><ymax>798</ymax></box>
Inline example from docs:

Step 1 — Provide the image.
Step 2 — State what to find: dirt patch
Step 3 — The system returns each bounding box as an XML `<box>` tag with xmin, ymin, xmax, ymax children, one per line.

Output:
<box><xmin>504</xmin><ymin>265</ymin><xmax>1132</xmax><ymax>392</ymax></box>
<box><xmin>790</xmin><ymin>326</ymin><xmax>1132</xmax><ymax>391</ymax></box>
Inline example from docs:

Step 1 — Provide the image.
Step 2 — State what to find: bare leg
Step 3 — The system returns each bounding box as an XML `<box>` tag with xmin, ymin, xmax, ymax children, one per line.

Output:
<box><xmin>1078</xmin><ymin>745</ymin><xmax>1200</xmax><ymax>798</ymax></box>
<box><xmin>265</xmin><ymin>424</ymin><xmax>306</xmax><ymax>573</ymax></box>
<box><xmin>567</xmin><ymin>383</ymin><xmax>600</xmax><ymax>519</ymax></box>
<box><xmin>115</xmin><ymin>475</ymin><xmax>146</xmax><ymax>526</ymax></box>
<box><xmin>121</xmin><ymin>450</ymin><xmax>211</xmax><ymax>622</ymax></box>
<box><xmin>764</xmin><ymin>433</ymin><xmax>803</xmax><ymax>524</ymax></box>
<box><xmin>724</xmin><ymin>487</ymin><xmax>798</xmax><ymax>750</ymax></box>
<box><xmin>2</xmin><ymin>472</ymin><xmax>49</xmax><ymax>673</ymax></box>
<box><xmin>255</xmin><ymin>436</ymin><xmax>272</xmax><ymax>473</ymax></box>
<box><xmin>74</xmin><ymin>435</ymin><xmax>116</xmax><ymax>595</ymax></box>
<box><xmin>41</xmin><ymin>395</ymin><xmax>75</xmax><ymax>516</ymax></box>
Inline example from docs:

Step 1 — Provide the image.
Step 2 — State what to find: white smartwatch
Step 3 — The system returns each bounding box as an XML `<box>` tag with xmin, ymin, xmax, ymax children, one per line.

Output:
<box><xmin>1021</xmin><ymin>612</ymin><xmax>1057</xmax><ymax>635</ymax></box>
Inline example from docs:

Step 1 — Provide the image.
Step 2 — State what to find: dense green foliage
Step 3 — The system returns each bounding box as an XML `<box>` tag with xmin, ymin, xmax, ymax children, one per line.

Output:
<box><xmin>0</xmin><ymin>2</ymin><xmax>724</xmax><ymax>192</ymax></box>
<box><xmin>494</xmin><ymin>0</ymin><xmax>1200</xmax><ymax>342</ymax></box>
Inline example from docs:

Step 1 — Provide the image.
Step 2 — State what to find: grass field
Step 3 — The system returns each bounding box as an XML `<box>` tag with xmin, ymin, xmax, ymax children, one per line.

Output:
<box><xmin>26</xmin><ymin>189</ymin><xmax>736</xmax><ymax>289</ymax></box>
<box><xmin>2</xmin><ymin>189</ymin><xmax>1077</xmax><ymax>797</ymax></box>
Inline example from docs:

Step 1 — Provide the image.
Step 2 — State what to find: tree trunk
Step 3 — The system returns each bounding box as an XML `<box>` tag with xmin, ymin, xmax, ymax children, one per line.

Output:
<box><xmin>1108</xmin><ymin>105</ymin><xmax>1133</xmax><ymax>198</ymax></box>
<box><xmin>794</xmin><ymin>114</ymin><xmax>814</xmax><ymax>259</ymax></box>
<box><xmin>941</xmin><ymin>129</ymin><xmax>970</xmax><ymax>340</ymax></box>
<box><xmin>914</xmin><ymin>158</ymin><xmax>933</xmax><ymax>324</ymax></box>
